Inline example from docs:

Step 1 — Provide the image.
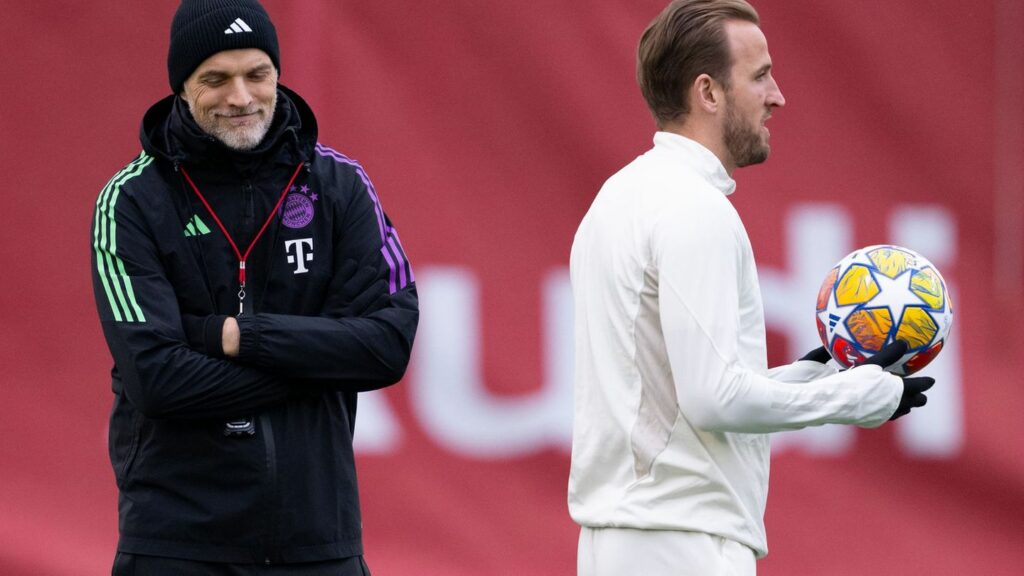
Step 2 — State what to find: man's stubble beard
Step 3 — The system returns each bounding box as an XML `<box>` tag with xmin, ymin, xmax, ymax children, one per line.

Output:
<box><xmin>723</xmin><ymin>95</ymin><xmax>770</xmax><ymax>169</ymax></box>
<box><xmin>189</xmin><ymin>92</ymin><xmax>277</xmax><ymax>151</ymax></box>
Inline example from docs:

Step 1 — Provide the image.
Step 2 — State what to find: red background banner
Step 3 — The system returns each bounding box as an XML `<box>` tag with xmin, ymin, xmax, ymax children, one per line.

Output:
<box><xmin>2</xmin><ymin>1</ymin><xmax>1022</xmax><ymax>574</ymax></box>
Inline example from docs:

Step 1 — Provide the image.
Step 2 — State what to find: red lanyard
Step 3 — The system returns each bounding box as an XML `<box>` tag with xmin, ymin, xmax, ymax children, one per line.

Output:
<box><xmin>180</xmin><ymin>163</ymin><xmax>304</xmax><ymax>314</ymax></box>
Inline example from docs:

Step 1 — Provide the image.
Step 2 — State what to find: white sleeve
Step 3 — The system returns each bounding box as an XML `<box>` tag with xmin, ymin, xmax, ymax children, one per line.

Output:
<box><xmin>653</xmin><ymin>202</ymin><xmax>902</xmax><ymax>434</ymax></box>
<box><xmin>766</xmin><ymin>360</ymin><xmax>837</xmax><ymax>383</ymax></box>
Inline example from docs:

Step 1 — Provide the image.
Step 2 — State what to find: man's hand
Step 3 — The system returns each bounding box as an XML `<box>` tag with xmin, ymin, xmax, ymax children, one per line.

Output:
<box><xmin>859</xmin><ymin>340</ymin><xmax>908</xmax><ymax>369</ymax></box>
<box><xmin>888</xmin><ymin>377</ymin><xmax>935</xmax><ymax>420</ymax></box>
<box><xmin>222</xmin><ymin>317</ymin><xmax>240</xmax><ymax>358</ymax></box>
<box><xmin>858</xmin><ymin>340</ymin><xmax>935</xmax><ymax>420</ymax></box>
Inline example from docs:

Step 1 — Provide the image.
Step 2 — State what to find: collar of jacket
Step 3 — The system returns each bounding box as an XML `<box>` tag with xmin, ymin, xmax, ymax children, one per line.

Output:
<box><xmin>653</xmin><ymin>131</ymin><xmax>737</xmax><ymax>196</ymax></box>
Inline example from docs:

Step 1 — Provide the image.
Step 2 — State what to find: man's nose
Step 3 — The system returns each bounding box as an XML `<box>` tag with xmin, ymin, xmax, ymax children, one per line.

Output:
<box><xmin>769</xmin><ymin>78</ymin><xmax>786</xmax><ymax>108</ymax></box>
<box><xmin>224</xmin><ymin>77</ymin><xmax>253</xmax><ymax>108</ymax></box>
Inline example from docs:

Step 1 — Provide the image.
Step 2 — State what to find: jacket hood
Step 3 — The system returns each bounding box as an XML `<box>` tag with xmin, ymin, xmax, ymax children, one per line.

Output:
<box><xmin>139</xmin><ymin>84</ymin><xmax>318</xmax><ymax>170</ymax></box>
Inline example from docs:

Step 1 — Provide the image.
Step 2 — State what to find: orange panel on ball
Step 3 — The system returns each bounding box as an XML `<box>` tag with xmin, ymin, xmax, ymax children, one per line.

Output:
<box><xmin>847</xmin><ymin>308</ymin><xmax>892</xmax><ymax>352</ymax></box>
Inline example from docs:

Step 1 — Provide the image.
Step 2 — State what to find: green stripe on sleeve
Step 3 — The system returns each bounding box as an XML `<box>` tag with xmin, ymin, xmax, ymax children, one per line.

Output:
<box><xmin>94</xmin><ymin>155</ymin><xmax>148</xmax><ymax>321</ymax></box>
<box><xmin>93</xmin><ymin>152</ymin><xmax>153</xmax><ymax>323</ymax></box>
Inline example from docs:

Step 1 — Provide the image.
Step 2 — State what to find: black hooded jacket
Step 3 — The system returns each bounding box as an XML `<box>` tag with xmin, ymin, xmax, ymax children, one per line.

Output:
<box><xmin>91</xmin><ymin>85</ymin><xmax>418</xmax><ymax>563</ymax></box>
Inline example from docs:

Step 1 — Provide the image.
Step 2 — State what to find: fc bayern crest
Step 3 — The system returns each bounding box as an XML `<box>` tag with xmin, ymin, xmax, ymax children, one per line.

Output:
<box><xmin>281</xmin><ymin>185</ymin><xmax>317</xmax><ymax>229</ymax></box>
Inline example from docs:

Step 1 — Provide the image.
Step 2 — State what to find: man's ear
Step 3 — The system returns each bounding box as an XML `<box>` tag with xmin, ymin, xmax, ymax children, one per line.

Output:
<box><xmin>692</xmin><ymin>73</ymin><xmax>722</xmax><ymax>114</ymax></box>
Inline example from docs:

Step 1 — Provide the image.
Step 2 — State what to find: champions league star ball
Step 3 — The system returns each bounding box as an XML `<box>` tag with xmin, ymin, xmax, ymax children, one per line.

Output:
<box><xmin>815</xmin><ymin>245</ymin><xmax>953</xmax><ymax>376</ymax></box>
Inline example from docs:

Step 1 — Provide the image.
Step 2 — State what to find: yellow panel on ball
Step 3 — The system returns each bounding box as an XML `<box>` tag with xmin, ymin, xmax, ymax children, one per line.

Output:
<box><xmin>867</xmin><ymin>246</ymin><xmax>916</xmax><ymax>279</ymax></box>
<box><xmin>896</xmin><ymin>307</ymin><xmax>938</xmax><ymax>349</ymax></box>
<box><xmin>836</xmin><ymin>265</ymin><xmax>879</xmax><ymax>306</ymax></box>
<box><xmin>847</xmin><ymin>308</ymin><xmax>892</xmax><ymax>352</ymax></box>
<box><xmin>910</xmin><ymin>268</ymin><xmax>945</xmax><ymax>309</ymax></box>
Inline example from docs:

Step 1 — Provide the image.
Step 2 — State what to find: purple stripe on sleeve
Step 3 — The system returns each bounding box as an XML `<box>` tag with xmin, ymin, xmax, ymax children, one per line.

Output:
<box><xmin>387</xmin><ymin>235</ymin><xmax>407</xmax><ymax>288</ymax></box>
<box><xmin>380</xmin><ymin>246</ymin><xmax>398</xmax><ymax>294</ymax></box>
<box><xmin>315</xmin><ymin>145</ymin><xmax>387</xmax><ymax>240</ymax></box>
<box><xmin>385</xmin><ymin>225</ymin><xmax>412</xmax><ymax>285</ymax></box>
<box><xmin>390</xmin><ymin>227</ymin><xmax>415</xmax><ymax>282</ymax></box>
<box><xmin>316</xmin><ymin>142</ymin><xmax>413</xmax><ymax>293</ymax></box>
<box><xmin>360</xmin><ymin>180</ymin><xmax>390</xmax><ymax>243</ymax></box>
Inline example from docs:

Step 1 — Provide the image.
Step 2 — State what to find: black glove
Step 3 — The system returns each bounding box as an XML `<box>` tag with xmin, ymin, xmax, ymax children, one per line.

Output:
<box><xmin>858</xmin><ymin>340</ymin><xmax>936</xmax><ymax>420</ymax></box>
<box><xmin>798</xmin><ymin>346</ymin><xmax>832</xmax><ymax>364</ymax></box>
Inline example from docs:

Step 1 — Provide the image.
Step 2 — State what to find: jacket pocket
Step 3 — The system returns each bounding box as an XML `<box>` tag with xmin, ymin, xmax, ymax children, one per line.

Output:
<box><xmin>116</xmin><ymin>412</ymin><xmax>143</xmax><ymax>482</ymax></box>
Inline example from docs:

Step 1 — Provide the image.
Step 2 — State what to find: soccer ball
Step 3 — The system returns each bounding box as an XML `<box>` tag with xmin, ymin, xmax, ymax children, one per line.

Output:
<box><xmin>815</xmin><ymin>245</ymin><xmax>953</xmax><ymax>375</ymax></box>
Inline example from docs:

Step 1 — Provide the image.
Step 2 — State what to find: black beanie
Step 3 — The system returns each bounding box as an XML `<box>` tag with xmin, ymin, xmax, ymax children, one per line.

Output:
<box><xmin>167</xmin><ymin>0</ymin><xmax>281</xmax><ymax>94</ymax></box>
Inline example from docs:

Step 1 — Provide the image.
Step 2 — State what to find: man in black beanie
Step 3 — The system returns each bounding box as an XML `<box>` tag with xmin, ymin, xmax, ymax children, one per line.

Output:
<box><xmin>91</xmin><ymin>1</ymin><xmax>418</xmax><ymax>574</ymax></box>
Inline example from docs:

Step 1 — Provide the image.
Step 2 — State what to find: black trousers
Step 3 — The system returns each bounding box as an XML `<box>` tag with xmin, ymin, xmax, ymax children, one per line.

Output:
<box><xmin>112</xmin><ymin>553</ymin><xmax>371</xmax><ymax>576</ymax></box>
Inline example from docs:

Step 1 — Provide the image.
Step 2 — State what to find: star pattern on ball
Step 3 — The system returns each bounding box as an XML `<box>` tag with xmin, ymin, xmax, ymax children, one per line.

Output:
<box><xmin>814</xmin><ymin>244</ymin><xmax>953</xmax><ymax>375</ymax></box>
<box><xmin>870</xmin><ymin>268</ymin><xmax>928</xmax><ymax>338</ymax></box>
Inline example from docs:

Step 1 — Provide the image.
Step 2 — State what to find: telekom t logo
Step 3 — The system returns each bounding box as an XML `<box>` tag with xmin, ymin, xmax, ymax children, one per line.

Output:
<box><xmin>285</xmin><ymin>238</ymin><xmax>314</xmax><ymax>274</ymax></box>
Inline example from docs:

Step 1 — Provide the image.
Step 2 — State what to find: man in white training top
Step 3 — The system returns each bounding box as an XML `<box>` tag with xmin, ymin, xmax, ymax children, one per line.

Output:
<box><xmin>568</xmin><ymin>1</ymin><xmax>935</xmax><ymax>574</ymax></box>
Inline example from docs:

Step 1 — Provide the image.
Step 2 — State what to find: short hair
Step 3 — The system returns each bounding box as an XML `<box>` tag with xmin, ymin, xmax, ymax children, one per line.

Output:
<box><xmin>637</xmin><ymin>0</ymin><xmax>760</xmax><ymax>127</ymax></box>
